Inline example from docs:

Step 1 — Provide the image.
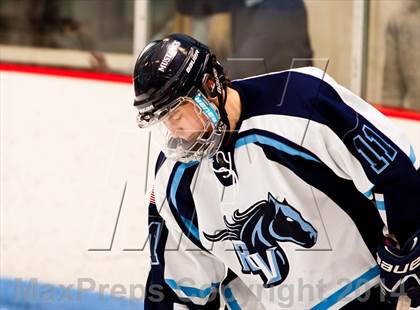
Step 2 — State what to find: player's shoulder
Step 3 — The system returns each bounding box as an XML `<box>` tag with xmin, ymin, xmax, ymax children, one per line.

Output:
<box><xmin>152</xmin><ymin>153</ymin><xmax>204</xmax><ymax>214</ymax></box>
<box><xmin>153</xmin><ymin>152</ymin><xmax>200</xmax><ymax>189</ymax></box>
<box><xmin>153</xmin><ymin>152</ymin><xmax>172</xmax><ymax>191</ymax></box>
<box><xmin>154</xmin><ymin>151</ymin><xmax>175</xmax><ymax>182</ymax></box>
<box><xmin>154</xmin><ymin>151</ymin><xmax>167</xmax><ymax>176</ymax></box>
<box><xmin>152</xmin><ymin>152</ymin><xmax>174</xmax><ymax>204</ymax></box>
<box><xmin>230</xmin><ymin>67</ymin><xmax>338</xmax><ymax>122</ymax></box>
<box><xmin>230</xmin><ymin>66</ymin><xmax>338</xmax><ymax>102</ymax></box>
<box><xmin>231</xmin><ymin>66</ymin><xmax>335</xmax><ymax>85</ymax></box>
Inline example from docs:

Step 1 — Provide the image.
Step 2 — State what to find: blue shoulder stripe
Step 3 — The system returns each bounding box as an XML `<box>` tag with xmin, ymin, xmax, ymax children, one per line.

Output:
<box><xmin>236</xmin><ymin>131</ymin><xmax>320</xmax><ymax>163</ymax></box>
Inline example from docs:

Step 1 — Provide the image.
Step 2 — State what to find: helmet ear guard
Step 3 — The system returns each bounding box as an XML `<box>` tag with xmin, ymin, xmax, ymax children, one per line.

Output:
<box><xmin>201</xmin><ymin>55</ymin><xmax>230</xmax><ymax>131</ymax></box>
<box><xmin>202</xmin><ymin>73</ymin><xmax>218</xmax><ymax>99</ymax></box>
<box><xmin>201</xmin><ymin>55</ymin><xmax>227</xmax><ymax>97</ymax></box>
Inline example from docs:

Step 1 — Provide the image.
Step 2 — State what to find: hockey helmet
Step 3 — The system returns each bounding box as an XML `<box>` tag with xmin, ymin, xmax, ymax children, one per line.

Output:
<box><xmin>133</xmin><ymin>33</ymin><xmax>229</xmax><ymax>162</ymax></box>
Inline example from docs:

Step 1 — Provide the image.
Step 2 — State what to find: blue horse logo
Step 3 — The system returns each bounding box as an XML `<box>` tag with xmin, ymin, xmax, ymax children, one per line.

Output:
<box><xmin>204</xmin><ymin>192</ymin><xmax>317</xmax><ymax>287</ymax></box>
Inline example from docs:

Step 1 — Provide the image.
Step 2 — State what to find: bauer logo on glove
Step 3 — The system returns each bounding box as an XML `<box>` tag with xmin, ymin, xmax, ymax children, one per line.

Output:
<box><xmin>377</xmin><ymin>230</ymin><xmax>420</xmax><ymax>307</ymax></box>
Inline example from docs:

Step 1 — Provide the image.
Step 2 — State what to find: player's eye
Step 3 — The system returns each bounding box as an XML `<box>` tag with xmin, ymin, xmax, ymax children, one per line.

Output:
<box><xmin>168</xmin><ymin>111</ymin><xmax>182</xmax><ymax>121</ymax></box>
<box><xmin>172</xmin><ymin>113</ymin><xmax>182</xmax><ymax>121</ymax></box>
<box><xmin>286</xmin><ymin>217</ymin><xmax>294</xmax><ymax>222</ymax></box>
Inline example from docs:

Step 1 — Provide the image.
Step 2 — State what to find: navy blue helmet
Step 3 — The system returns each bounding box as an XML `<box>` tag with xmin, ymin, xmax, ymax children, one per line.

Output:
<box><xmin>133</xmin><ymin>34</ymin><xmax>229</xmax><ymax>162</ymax></box>
<box><xmin>133</xmin><ymin>33</ymin><xmax>227</xmax><ymax>128</ymax></box>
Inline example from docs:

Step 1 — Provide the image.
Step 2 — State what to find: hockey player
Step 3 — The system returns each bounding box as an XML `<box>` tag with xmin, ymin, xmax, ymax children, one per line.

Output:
<box><xmin>133</xmin><ymin>34</ymin><xmax>419</xmax><ymax>309</ymax></box>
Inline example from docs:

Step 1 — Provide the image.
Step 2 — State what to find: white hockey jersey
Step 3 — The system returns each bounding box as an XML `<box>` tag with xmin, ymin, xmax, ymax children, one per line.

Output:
<box><xmin>144</xmin><ymin>67</ymin><xmax>420</xmax><ymax>309</ymax></box>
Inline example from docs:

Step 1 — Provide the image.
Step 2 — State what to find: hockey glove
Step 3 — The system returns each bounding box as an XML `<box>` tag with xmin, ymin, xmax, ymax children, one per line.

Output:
<box><xmin>377</xmin><ymin>230</ymin><xmax>420</xmax><ymax>307</ymax></box>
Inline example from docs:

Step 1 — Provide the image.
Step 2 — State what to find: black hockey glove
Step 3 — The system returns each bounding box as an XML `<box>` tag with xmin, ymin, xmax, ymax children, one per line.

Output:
<box><xmin>377</xmin><ymin>230</ymin><xmax>420</xmax><ymax>307</ymax></box>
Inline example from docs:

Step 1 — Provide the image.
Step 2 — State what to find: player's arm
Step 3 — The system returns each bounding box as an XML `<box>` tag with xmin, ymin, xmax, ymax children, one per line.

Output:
<box><xmin>308</xmin><ymin>69</ymin><xmax>419</xmax><ymax>306</ymax></box>
<box><xmin>145</xmin><ymin>197</ymin><xmax>224</xmax><ymax>309</ymax></box>
<box><xmin>145</xmin><ymin>154</ymin><xmax>225</xmax><ymax>309</ymax></box>
<box><xmin>313</xmin><ymin>71</ymin><xmax>420</xmax><ymax>244</ymax></box>
<box><xmin>326</xmin><ymin>114</ymin><xmax>419</xmax><ymax>244</ymax></box>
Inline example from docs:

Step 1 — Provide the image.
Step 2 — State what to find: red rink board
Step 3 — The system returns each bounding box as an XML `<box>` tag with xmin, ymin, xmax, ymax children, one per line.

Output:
<box><xmin>0</xmin><ymin>62</ymin><xmax>132</xmax><ymax>84</ymax></box>
<box><xmin>1</xmin><ymin>62</ymin><xmax>419</xmax><ymax>121</ymax></box>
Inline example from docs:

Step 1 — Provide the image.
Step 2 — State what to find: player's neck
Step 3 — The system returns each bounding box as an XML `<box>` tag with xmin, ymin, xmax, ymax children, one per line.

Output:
<box><xmin>224</xmin><ymin>87</ymin><xmax>241</xmax><ymax>131</ymax></box>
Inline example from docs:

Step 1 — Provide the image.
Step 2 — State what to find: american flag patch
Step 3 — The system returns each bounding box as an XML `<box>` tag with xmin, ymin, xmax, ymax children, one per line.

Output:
<box><xmin>150</xmin><ymin>188</ymin><xmax>156</xmax><ymax>205</ymax></box>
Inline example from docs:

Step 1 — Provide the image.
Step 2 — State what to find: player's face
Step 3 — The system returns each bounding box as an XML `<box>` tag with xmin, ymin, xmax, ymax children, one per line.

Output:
<box><xmin>163</xmin><ymin>100</ymin><xmax>209</xmax><ymax>142</ymax></box>
<box><xmin>155</xmin><ymin>88</ymin><xmax>224</xmax><ymax>162</ymax></box>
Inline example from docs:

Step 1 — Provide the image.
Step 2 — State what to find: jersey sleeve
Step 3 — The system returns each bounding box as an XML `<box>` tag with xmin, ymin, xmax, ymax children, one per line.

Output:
<box><xmin>144</xmin><ymin>153</ymin><xmax>226</xmax><ymax>309</ymax></box>
<box><xmin>301</xmin><ymin>67</ymin><xmax>420</xmax><ymax>244</ymax></box>
<box><xmin>145</xmin><ymin>197</ymin><xmax>224</xmax><ymax>309</ymax></box>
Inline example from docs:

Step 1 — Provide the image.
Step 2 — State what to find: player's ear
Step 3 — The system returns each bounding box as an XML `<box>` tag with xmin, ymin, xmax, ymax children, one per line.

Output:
<box><xmin>205</xmin><ymin>77</ymin><xmax>216</xmax><ymax>93</ymax></box>
<box><xmin>202</xmin><ymin>73</ymin><xmax>218</xmax><ymax>99</ymax></box>
<box><xmin>202</xmin><ymin>75</ymin><xmax>220</xmax><ymax>106</ymax></box>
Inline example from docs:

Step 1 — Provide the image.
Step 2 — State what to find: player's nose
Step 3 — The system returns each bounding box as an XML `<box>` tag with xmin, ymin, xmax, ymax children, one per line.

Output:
<box><xmin>174</xmin><ymin>129</ymin><xmax>195</xmax><ymax>141</ymax></box>
<box><xmin>164</xmin><ymin>121</ymin><xmax>191</xmax><ymax>141</ymax></box>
